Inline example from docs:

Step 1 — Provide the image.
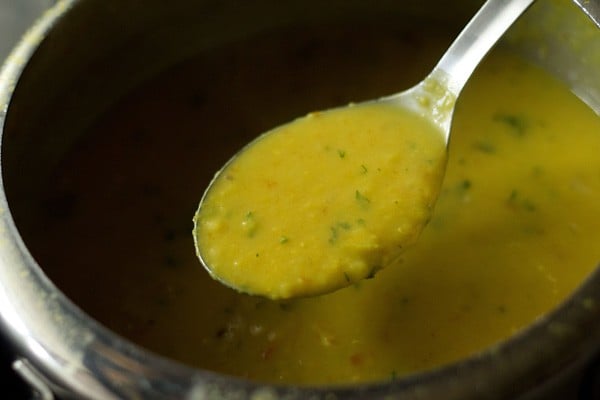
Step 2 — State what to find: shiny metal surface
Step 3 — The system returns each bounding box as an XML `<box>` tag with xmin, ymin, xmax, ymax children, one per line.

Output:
<box><xmin>0</xmin><ymin>1</ymin><xmax>599</xmax><ymax>399</ymax></box>
<box><xmin>0</xmin><ymin>0</ymin><xmax>52</xmax><ymax>62</ymax></box>
<box><xmin>0</xmin><ymin>2</ymin><xmax>53</xmax><ymax>396</ymax></box>
<box><xmin>574</xmin><ymin>0</ymin><xmax>600</xmax><ymax>26</ymax></box>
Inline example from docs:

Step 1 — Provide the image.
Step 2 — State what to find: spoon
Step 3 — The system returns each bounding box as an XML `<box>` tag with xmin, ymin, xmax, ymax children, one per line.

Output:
<box><xmin>193</xmin><ymin>0</ymin><xmax>536</xmax><ymax>300</ymax></box>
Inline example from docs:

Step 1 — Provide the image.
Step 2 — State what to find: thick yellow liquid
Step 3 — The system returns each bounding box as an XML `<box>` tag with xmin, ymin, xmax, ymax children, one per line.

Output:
<box><xmin>19</xmin><ymin>26</ymin><xmax>600</xmax><ymax>386</ymax></box>
<box><xmin>195</xmin><ymin>104</ymin><xmax>446</xmax><ymax>299</ymax></box>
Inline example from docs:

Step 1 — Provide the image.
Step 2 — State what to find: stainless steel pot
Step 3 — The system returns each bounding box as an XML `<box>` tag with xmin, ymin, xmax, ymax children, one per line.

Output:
<box><xmin>0</xmin><ymin>1</ymin><xmax>599</xmax><ymax>399</ymax></box>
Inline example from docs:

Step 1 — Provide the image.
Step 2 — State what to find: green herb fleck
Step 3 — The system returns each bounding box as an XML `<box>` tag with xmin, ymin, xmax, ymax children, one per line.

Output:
<box><xmin>337</xmin><ymin>149</ymin><xmax>346</xmax><ymax>159</ymax></box>
<box><xmin>494</xmin><ymin>113</ymin><xmax>529</xmax><ymax>136</ymax></box>
<box><xmin>360</xmin><ymin>164</ymin><xmax>368</xmax><ymax>174</ymax></box>
<box><xmin>355</xmin><ymin>190</ymin><xmax>371</xmax><ymax>207</ymax></box>
<box><xmin>473</xmin><ymin>140</ymin><xmax>496</xmax><ymax>154</ymax></box>
<box><xmin>279</xmin><ymin>236</ymin><xmax>289</xmax><ymax>244</ymax></box>
<box><xmin>329</xmin><ymin>226</ymin><xmax>339</xmax><ymax>244</ymax></box>
<box><xmin>337</xmin><ymin>221</ymin><xmax>351</xmax><ymax>230</ymax></box>
<box><xmin>343</xmin><ymin>272</ymin><xmax>351</xmax><ymax>283</ymax></box>
<box><xmin>366</xmin><ymin>266</ymin><xmax>379</xmax><ymax>279</ymax></box>
<box><xmin>455</xmin><ymin>179</ymin><xmax>472</xmax><ymax>197</ymax></box>
<box><xmin>523</xmin><ymin>200</ymin><xmax>536</xmax><ymax>212</ymax></box>
<box><xmin>507</xmin><ymin>190</ymin><xmax>537</xmax><ymax>212</ymax></box>
<box><xmin>329</xmin><ymin>221</ymin><xmax>352</xmax><ymax>244</ymax></box>
<box><xmin>242</xmin><ymin>211</ymin><xmax>258</xmax><ymax>237</ymax></box>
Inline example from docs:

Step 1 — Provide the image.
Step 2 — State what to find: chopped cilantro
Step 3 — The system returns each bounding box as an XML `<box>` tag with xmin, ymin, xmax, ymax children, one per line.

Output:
<box><xmin>343</xmin><ymin>272</ymin><xmax>351</xmax><ymax>283</ymax></box>
<box><xmin>455</xmin><ymin>179</ymin><xmax>472</xmax><ymax>197</ymax></box>
<box><xmin>337</xmin><ymin>221</ymin><xmax>351</xmax><ymax>230</ymax></box>
<box><xmin>473</xmin><ymin>140</ymin><xmax>496</xmax><ymax>154</ymax></box>
<box><xmin>494</xmin><ymin>113</ymin><xmax>529</xmax><ymax>136</ymax></box>
<box><xmin>329</xmin><ymin>226</ymin><xmax>339</xmax><ymax>244</ymax></box>
<box><xmin>366</xmin><ymin>266</ymin><xmax>378</xmax><ymax>279</ymax></box>
<box><xmin>329</xmin><ymin>221</ymin><xmax>352</xmax><ymax>244</ymax></box>
<box><xmin>355</xmin><ymin>190</ymin><xmax>371</xmax><ymax>207</ymax></box>
<box><xmin>242</xmin><ymin>211</ymin><xmax>258</xmax><ymax>237</ymax></box>
<box><xmin>507</xmin><ymin>190</ymin><xmax>537</xmax><ymax>212</ymax></box>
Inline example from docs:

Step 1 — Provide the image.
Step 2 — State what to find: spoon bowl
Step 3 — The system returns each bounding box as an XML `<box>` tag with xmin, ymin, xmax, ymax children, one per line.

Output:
<box><xmin>193</xmin><ymin>0</ymin><xmax>536</xmax><ymax>299</ymax></box>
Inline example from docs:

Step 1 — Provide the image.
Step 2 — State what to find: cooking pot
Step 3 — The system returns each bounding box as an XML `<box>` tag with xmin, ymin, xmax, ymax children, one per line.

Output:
<box><xmin>0</xmin><ymin>0</ymin><xmax>599</xmax><ymax>399</ymax></box>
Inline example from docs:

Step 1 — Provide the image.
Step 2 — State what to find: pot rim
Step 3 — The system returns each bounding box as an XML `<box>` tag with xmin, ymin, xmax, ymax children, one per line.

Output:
<box><xmin>0</xmin><ymin>1</ymin><xmax>599</xmax><ymax>399</ymax></box>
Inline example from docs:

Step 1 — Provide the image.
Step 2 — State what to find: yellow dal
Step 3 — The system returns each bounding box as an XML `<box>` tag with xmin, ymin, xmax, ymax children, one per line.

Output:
<box><xmin>20</xmin><ymin>26</ymin><xmax>600</xmax><ymax>386</ymax></box>
<box><xmin>195</xmin><ymin>104</ymin><xmax>446</xmax><ymax>299</ymax></box>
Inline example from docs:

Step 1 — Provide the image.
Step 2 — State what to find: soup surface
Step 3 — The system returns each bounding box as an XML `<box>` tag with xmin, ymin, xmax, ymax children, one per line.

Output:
<box><xmin>20</xmin><ymin>24</ymin><xmax>600</xmax><ymax>385</ymax></box>
<box><xmin>195</xmin><ymin>102</ymin><xmax>446</xmax><ymax>299</ymax></box>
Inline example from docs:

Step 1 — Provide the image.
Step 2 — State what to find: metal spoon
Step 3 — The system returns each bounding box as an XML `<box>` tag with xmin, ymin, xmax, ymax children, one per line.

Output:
<box><xmin>194</xmin><ymin>0</ymin><xmax>536</xmax><ymax>298</ymax></box>
<box><xmin>387</xmin><ymin>0</ymin><xmax>536</xmax><ymax>140</ymax></box>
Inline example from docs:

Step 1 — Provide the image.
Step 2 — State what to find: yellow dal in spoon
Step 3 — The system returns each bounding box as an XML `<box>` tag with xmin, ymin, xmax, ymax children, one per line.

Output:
<box><xmin>195</xmin><ymin>104</ymin><xmax>446</xmax><ymax>299</ymax></box>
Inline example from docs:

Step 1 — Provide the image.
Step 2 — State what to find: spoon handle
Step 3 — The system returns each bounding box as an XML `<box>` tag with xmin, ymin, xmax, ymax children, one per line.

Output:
<box><xmin>573</xmin><ymin>0</ymin><xmax>600</xmax><ymax>27</ymax></box>
<box><xmin>434</xmin><ymin>0</ymin><xmax>536</xmax><ymax>97</ymax></box>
